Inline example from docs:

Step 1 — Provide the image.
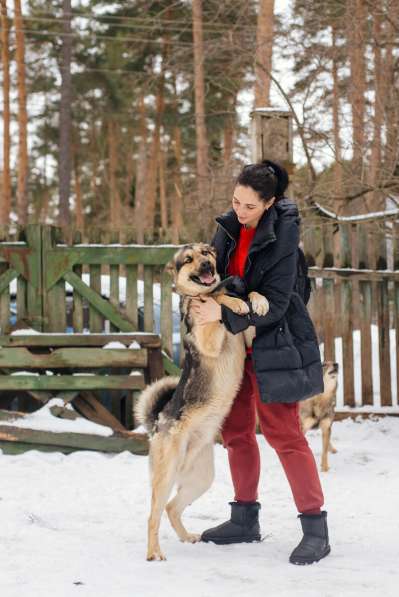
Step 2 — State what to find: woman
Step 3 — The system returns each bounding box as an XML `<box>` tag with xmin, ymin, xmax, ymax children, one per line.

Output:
<box><xmin>191</xmin><ymin>159</ymin><xmax>330</xmax><ymax>565</ymax></box>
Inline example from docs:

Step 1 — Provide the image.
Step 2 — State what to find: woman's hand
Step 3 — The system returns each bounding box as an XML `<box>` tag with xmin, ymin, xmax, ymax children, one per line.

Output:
<box><xmin>191</xmin><ymin>296</ymin><xmax>222</xmax><ymax>325</ymax></box>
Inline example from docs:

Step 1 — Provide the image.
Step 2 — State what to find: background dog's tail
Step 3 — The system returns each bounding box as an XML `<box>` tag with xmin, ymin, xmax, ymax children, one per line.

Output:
<box><xmin>134</xmin><ymin>376</ymin><xmax>180</xmax><ymax>431</ymax></box>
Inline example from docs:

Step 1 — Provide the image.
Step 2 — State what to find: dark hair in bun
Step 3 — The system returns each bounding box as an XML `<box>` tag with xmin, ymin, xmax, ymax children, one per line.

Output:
<box><xmin>235</xmin><ymin>159</ymin><xmax>289</xmax><ymax>202</ymax></box>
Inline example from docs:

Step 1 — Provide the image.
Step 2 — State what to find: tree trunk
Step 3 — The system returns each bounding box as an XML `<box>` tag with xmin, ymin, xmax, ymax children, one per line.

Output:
<box><xmin>144</xmin><ymin>106</ymin><xmax>162</xmax><ymax>234</ymax></box>
<box><xmin>134</xmin><ymin>94</ymin><xmax>148</xmax><ymax>243</ymax></box>
<box><xmin>331</xmin><ymin>26</ymin><xmax>343</xmax><ymax>199</ymax></box>
<box><xmin>170</xmin><ymin>74</ymin><xmax>183</xmax><ymax>244</ymax></box>
<box><xmin>158</xmin><ymin>143</ymin><xmax>168</xmax><ymax>234</ymax></box>
<box><xmin>331</xmin><ymin>22</ymin><xmax>345</xmax><ymax>265</ymax></box>
<box><xmin>255</xmin><ymin>0</ymin><xmax>275</xmax><ymax>107</ymax></box>
<box><xmin>72</xmin><ymin>139</ymin><xmax>84</xmax><ymax>231</ymax></box>
<box><xmin>0</xmin><ymin>0</ymin><xmax>11</xmax><ymax>224</ymax></box>
<box><xmin>124</xmin><ymin>134</ymin><xmax>135</xmax><ymax>227</ymax></box>
<box><xmin>383</xmin><ymin>4</ymin><xmax>399</xmax><ymax>180</ymax></box>
<box><xmin>223</xmin><ymin>94</ymin><xmax>236</xmax><ymax>169</ymax></box>
<box><xmin>192</xmin><ymin>0</ymin><xmax>209</xmax><ymax>226</ymax></box>
<box><xmin>14</xmin><ymin>0</ymin><xmax>29</xmax><ymax>225</ymax></box>
<box><xmin>145</xmin><ymin>38</ymin><xmax>167</xmax><ymax>234</ymax></box>
<box><xmin>367</xmin><ymin>4</ymin><xmax>384</xmax><ymax>211</ymax></box>
<box><xmin>89</xmin><ymin>117</ymin><xmax>99</xmax><ymax>201</ymax></box>
<box><xmin>108</xmin><ymin>118</ymin><xmax>121</xmax><ymax>230</ymax></box>
<box><xmin>58</xmin><ymin>0</ymin><xmax>72</xmax><ymax>227</ymax></box>
<box><xmin>346</xmin><ymin>0</ymin><xmax>366</xmax><ymax>181</ymax></box>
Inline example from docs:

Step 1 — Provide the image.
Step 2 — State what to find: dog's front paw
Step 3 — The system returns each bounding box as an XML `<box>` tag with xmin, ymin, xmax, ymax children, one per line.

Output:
<box><xmin>234</xmin><ymin>299</ymin><xmax>250</xmax><ymax>315</ymax></box>
<box><xmin>249</xmin><ymin>292</ymin><xmax>269</xmax><ymax>316</ymax></box>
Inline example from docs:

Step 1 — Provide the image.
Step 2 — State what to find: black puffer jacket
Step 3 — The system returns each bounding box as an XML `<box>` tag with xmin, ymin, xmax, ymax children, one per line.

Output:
<box><xmin>211</xmin><ymin>198</ymin><xmax>324</xmax><ymax>404</ymax></box>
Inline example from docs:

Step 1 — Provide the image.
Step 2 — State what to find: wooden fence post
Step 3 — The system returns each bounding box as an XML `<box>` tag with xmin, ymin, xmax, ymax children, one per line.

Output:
<box><xmin>24</xmin><ymin>224</ymin><xmax>44</xmax><ymax>332</ymax></box>
<box><xmin>250</xmin><ymin>107</ymin><xmax>295</xmax><ymax>186</ymax></box>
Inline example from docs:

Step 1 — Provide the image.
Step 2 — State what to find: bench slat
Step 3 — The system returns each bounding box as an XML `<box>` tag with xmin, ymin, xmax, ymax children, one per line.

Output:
<box><xmin>0</xmin><ymin>347</ymin><xmax>148</xmax><ymax>368</ymax></box>
<box><xmin>0</xmin><ymin>333</ymin><xmax>161</xmax><ymax>348</ymax></box>
<box><xmin>0</xmin><ymin>375</ymin><xmax>145</xmax><ymax>390</ymax></box>
<box><xmin>0</xmin><ymin>424</ymin><xmax>149</xmax><ymax>454</ymax></box>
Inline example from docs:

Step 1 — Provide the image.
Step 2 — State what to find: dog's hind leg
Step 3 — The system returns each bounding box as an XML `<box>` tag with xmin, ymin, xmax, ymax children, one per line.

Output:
<box><xmin>328</xmin><ymin>438</ymin><xmax>337</xmax><ymax>453</ymax></box>
<box><xmin>166</xmin><ymin>443</ymin><xmax>214</xmax><ymax>543</ymax></box>
<box><xmin>301</xmin><ymin>415</ymin><xmax>317</xmax><ymax>434</ymax></box>
<box><xmin>319</xmin><ymin>419</ymin><xmax>333</xmax><ymax>472</ymax></box>
<box><xmin>147</xmin><ymin>434</ymin><xmax>183</xmax><ymax>561</ymax></box>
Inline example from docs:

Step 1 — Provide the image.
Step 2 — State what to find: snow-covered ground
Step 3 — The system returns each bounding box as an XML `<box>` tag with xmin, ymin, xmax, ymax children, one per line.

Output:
<box><xmin>1</xmin><ymin>416</ymin><xmax>398</xmax><ymax>597</ymax></box>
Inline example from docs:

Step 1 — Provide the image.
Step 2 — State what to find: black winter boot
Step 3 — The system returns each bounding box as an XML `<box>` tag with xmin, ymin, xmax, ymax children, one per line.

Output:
<box><xmin>201</xmin><ymin>502</ymin><xmax>261</xmax><ymax>545</ymax></box>
<box><xmin>289</xmin><ymin>511</ymin><xmax>331</xmax><ymax>565</ymax></box>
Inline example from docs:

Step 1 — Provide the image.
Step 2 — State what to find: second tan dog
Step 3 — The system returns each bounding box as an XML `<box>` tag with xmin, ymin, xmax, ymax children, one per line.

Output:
<box><xmin>299</xmin><ymin>361</ymin><xmax>339</xmax><ymax>472</ymax></box>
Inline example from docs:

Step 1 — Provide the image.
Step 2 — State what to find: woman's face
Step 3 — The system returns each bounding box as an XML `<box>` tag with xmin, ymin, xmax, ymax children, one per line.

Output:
<box><xmin>232</xmin><ymin>185</ymin><xmax>275</xmax><ymax>229</ymax></box>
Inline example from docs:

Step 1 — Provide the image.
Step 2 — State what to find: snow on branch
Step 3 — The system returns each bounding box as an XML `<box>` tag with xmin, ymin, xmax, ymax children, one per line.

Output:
<box><xmin>312</xmin><ymin>201</ymin><xmax>399</xmax><ymax>223</ymax></box>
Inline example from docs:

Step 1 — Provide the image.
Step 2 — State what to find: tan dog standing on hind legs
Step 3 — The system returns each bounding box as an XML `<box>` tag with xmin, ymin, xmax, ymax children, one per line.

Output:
<box><xmin>135</xmin><ymin>243</ymin><xmax>268</xmax><ymax>561</ymax></box>
<box><xmin>299</xmin><ymin>361</ymin><xmax>339</xmax><ymax>472</ymax></box>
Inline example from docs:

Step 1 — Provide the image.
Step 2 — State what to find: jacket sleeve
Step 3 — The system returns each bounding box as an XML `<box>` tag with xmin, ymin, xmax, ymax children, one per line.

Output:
<box><xmin>221</xmin><ymin>250</ymin><xmax>298</xmax><ymax>334</ymax></box>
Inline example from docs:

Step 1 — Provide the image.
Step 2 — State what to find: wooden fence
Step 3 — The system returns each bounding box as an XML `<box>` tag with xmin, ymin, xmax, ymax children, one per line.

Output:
<box><xmin>303</xmin><ymin>217</ymin><xmax>399</xmax><ymax>413</ymax></box>
<box><xmin>1</xmin><ymin>221</ymin><xmax>398</xmax><ymax>413</ymax></box>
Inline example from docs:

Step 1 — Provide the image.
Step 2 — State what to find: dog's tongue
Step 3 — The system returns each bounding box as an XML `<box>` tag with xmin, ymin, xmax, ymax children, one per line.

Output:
<box><xmin>199</xmin><ymin>272</ymin><xmax>215</xmax><ymax>284</ymax></box>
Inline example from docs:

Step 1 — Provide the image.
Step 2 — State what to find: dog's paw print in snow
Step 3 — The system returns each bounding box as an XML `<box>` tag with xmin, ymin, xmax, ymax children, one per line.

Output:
<box><xmin>354</xmin><ymin>453</ymin><xmax>372</xmax><ymax>465</ymax></box>
<box><xmin>26</xmin><ymin>512</ymin><xmax>58</xmax><ymax>531</ymax></box>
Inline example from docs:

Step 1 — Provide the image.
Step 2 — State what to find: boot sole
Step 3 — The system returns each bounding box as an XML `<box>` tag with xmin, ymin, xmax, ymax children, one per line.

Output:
<box><xmin>289</xmin><ymin>545</ymin><xmax>331</xmax><ymax>565</ymax></box>
<box><xmin>201</xmin><ymin>534</ymin><xmax>261</xmax><ymax>545</ymax></box>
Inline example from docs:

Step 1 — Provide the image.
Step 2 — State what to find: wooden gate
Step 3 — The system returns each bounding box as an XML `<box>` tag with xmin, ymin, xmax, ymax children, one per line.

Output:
<box><xmin>0</xmin><ymin>224</ymin><xmax>179</xmax><ymax>371</ymax></box>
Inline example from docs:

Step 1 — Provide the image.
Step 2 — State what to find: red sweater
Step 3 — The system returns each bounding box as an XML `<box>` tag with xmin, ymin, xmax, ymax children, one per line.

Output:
<box><xmin>227</xmin><ymin>226</ymin><xmax>257</xmax><ymax>278</ymax></box>
<box><xmin>227</xmin><ymin>226</ymin><xmax>257</xmax><ymax>353</ymax></box>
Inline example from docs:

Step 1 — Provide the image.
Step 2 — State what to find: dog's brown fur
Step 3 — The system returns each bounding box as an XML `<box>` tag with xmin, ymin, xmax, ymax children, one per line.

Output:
<box><xmin>299</xmin><ymin>361</ymin><xmax>339</xmax><ymax>472</ymax></box>
<box><xmin>135</xmin><ymin>243</ymin><xmax>269</xmax><ymax>561</ymax></box>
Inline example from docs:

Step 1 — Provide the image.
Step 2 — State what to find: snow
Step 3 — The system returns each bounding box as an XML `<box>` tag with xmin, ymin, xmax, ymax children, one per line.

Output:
<box><xmin>314</xmin><ymin>201</ymin><xmax>399</xmax><ymax>222</ymax></box>
<box><xmin>102</xmin><ymin>341</ymin><xmax>127</xmax><ymax>349</ymax></box>
<box><xmin>10</xmin><ymin>327</ymin><xmax>41</xmax><ymax>335</ymax></box>
<box><xmin>0</xmin><ymin>417</ymin><xmax>398</xmax><ymax>596</ymax></box>
<box><xmin>0</xmin><ymin>398</ymin><xmax>113</xmax><ymax>437</ymax></box>
<box><xmin>9</xmin><ymin>371</ymin><xmax>39</xmax><ymax>376</ymax></box>
<box><xmin>128</xmin><ymin>340</ymin><xmax>141</xmax><ymax>349</ymax></box>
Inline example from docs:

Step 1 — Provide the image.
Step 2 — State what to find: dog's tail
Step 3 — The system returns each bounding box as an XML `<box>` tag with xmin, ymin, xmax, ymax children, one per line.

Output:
<box><xmin>134</xmin><ymin>376</ymin><xmax>180</xmax><ymax>431</ymax></box>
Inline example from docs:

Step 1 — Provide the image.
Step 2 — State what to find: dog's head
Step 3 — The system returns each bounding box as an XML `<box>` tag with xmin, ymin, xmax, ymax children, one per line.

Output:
<box><xmin>322</xmin><ymin>361</ymin><xmax>339</xmax><ymax>396</ymax></box>
<box><xmin>166</xmin><ymin>243</ymin><xmax>220</xmax><ymax>296</ymax></box>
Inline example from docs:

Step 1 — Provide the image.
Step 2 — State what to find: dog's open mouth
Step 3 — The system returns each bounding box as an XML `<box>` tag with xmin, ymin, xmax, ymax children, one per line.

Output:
<box><xmin>190</xmin><ymin>272</ymin><xmax>216</xmax><ymax>286</ymax></box>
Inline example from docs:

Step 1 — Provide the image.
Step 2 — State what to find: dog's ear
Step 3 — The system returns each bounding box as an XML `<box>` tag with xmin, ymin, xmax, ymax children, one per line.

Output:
<box><xmin>205</xmin><ymin>244</ymin><xmax>217</xmax><ymax>259</ymax></box>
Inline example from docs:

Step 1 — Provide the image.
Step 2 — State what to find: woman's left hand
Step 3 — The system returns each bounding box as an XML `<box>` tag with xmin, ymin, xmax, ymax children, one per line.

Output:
<box><xmin>191</xmin><ymin>296</ymin><xmax>222</xmax><ymax>325</ymax></box>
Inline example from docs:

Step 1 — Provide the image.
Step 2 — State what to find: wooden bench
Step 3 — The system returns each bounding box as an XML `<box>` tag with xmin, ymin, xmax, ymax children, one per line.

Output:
<box><xmin>0</xmin><ymin>332</ymin><xmax>164</xmax><ymax>429</ymax></box>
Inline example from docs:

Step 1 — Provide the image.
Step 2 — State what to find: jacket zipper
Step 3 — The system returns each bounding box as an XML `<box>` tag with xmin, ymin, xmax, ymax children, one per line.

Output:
<box><xmin>218</xmin><ymin>223</ymin><xmax>236</xmax><ymax>275</ymax></box>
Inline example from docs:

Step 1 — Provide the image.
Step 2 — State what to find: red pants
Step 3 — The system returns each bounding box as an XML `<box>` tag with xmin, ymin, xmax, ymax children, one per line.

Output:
<box><xmin>221</xmin><ymin>356</ymin><xmax>324</xmax><ymax>514</ymax></box>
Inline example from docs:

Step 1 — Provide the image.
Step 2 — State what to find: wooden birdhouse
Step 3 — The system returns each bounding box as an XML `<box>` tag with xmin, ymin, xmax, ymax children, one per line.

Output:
<box><xmin>250</xmin><ymin>108</ymin><xmax>294</xmax><ymax>175</ymax></box>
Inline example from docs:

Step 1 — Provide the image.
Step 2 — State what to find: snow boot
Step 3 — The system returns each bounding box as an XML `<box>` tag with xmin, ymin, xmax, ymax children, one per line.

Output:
<box><xmin>201</xmin><ymin>501</ymin><xmax>261</xmax><ymax>545</ymax></box>
<box><xmin>289</xmin><ymin>511</ymin><xmax>331</xmax><ymax>565</ymax></box>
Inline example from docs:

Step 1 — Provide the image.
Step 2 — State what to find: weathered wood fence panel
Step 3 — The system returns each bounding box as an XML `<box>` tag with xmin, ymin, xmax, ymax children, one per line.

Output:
<box><xmin>304</xmin><ymin>216</ymin><xmax>399</xmax><ymax>412</ymax></box>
